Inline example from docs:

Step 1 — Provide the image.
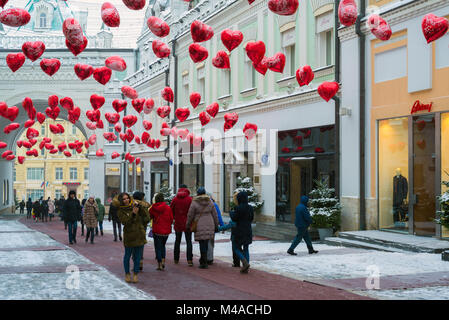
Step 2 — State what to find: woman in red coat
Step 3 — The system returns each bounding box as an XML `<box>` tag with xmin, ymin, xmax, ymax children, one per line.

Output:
<box><xmin>149</xmin><ymin>193</ymin><xmax>174</xmax><ymax>271</ymax></box>
<box><xmin>170</xmin><ymin>184</ymin><xmax>193</xmax><ymax>266</ymax></box>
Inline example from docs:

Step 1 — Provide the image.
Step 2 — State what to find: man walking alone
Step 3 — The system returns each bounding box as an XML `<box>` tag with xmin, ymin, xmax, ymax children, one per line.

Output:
<box><xmin>287</xmin><ymin>196</ymin><xmax>318</xmax><ymax>255</ymax></box>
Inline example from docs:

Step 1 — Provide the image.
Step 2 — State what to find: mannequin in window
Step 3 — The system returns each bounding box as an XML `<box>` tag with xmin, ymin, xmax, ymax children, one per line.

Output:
<box><xmin>393</xmin><ymin>168</ymin><xmax>408</xmax><ymax>223</ymax></box>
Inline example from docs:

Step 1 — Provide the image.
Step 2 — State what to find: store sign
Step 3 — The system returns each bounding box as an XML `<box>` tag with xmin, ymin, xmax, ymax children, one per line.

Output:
<box><xmin>411</xmin><ymin>100</ymin><xmax>432</xmax><ymax>114</ymax></box>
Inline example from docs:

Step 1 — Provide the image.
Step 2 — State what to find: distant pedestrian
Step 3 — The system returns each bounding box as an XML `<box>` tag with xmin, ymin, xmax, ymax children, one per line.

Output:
<box><xmin>230</xmin><ymin>191</ymin><xmax>254</xmax><ymax>274</ymax></box>
<box><xmin>32</xmin><ymin>200</ymin><xmax>41</xmax><ymax>222</ymax></box>
<box><xmin>95</xmin><ymin>198</ymin><xmax>105</xmax><ymax>236</ymax></box>
<box><xmin>41</xmin><ymin>198</ymin><xmax>49</xmax><ymax>222</ymax></box>
<box><xmin>150</xmin><ymin>193</ymin><xmax>173</xmax><ymax>271</ymax></box>
<box><xmin>108</xmin><ymin>200</ymin><xmax>122</xmax><ymax>242</ymax></box>
<box><xmin>115</xmin><ymin>192</ymin><xmax>150</xmax><ymax>284</ymax></box>
<box><xmin>83</xmin><ymin>197</ymin><xmax>98</xmax><ymax>244</ymax></box>
<box><xmin>63</xmin><ymin>190</ymin><xmax>82</xmax><ymax>245</ymax></box>
<box><xmin>231</xmin><ymin>192</ymin><xmax>240</xmax><ymax>268</ymax></box>
<box><xmin>186</xmin><ymin>187</ymin><xmax>219</xmax><ymax>269</ymax></box>
<box><xmin>19</xmin><ymin>200</ymin><xmax>25</xmax><ymax>214</ymax></box>
<box><xmin>26</xmin><ymin>198</ymin><xmax>33</xmax><ymax>219</ymax></box>
<box><xmin>170</xmin><ymin>184</ymin><xmax>193</xmax><ymax>266</ymax></box>
<box><xmin>206</xmin><ymin>193</ymin><xmax>224</xmax><ymax>265</ymax></box>
<box><xmin>132</xmin><ymin>192</ymin><xmax>150</xmax><ymax>271</ymax></box>
<box><xmin>287</xmin><ymin>196</ymin><xmax>318</xmax><ymax>256</ymax></box>
<box><xmin>47</xmin><ymin>197</ymin><xmax>55</xmax><ymax>221</ymax></box>
<box><xmin>81</xmin><ymin>199</ymin><xmax>86</xmax><ymax>236</ymax></box>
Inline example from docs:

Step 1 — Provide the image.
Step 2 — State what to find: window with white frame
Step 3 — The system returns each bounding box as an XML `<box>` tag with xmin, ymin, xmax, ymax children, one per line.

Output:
<box><xmin>219</xmin><ymin>69</ymin><xmax>231</xmax><ymax>97</ymax></box>
<box><xmin>55</xmin><ymin>167</ymin><xmax>63</xmax><ymax>180</ymax></box>
<box><xmin>316</xmin><ymin>12</ymin><xmax>334</xmax><ymax>68</ymax></box>
<box><xmin>41</xmin><ymin>125</ymin><xmax>45</xmax><ymax>135</ymax></box>
<box><xmin>244</xmin><ymin>54</ymin><xmax>256</xmax><ymax>90</ymax></box>
<box><xmin>27</xmin><ymin>168</ymin><xmax>44</xmax><ymax>180</ymax></box>
<box><xmin>182</xmin><ymin>73</ymin><xmax>189</xmax><ymax>107</ymax></box>
<box><xmin>84</xmin><ymin>168</ymin><xmax>89</xmax><ymax>180</ymax></box>
<box><xmin>55</xmin><ymin>189</ymin><xmax>62</xmax><ymax>199</ymax></box>
<box><xmin>70</xmin><ymin>168</ymin><xmax>78</xmax><ymax>180</ymax></box>
<box><xmin>282</xmin><ymin>28</ymin><xmax>296</xmax><ymax>76</ymax></box>
<box><xmin>26</xmin><ymin>189</ymin><xmax>44</xmax><ymax>202</ymax></box>
<box><xmin>72</xmin><ymin>125</ymin><xmax>77</xmax><ymax>135</ymax></box>
<box><xmin>107</xmin><ymin>123</ymin><xmax>119</xmax><ymax>143</ymax></box>
<box><xmin>39</xmin><ymin>13</ymin><xmax>47</xmax><ymax>28</ymax></box>
<box><xmin>197</xmin><ymin>67</ymin><xmax>205</xmax><ymax>103</ymax></box>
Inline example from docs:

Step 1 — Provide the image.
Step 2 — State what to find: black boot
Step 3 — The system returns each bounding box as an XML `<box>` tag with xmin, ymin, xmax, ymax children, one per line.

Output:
<box><xmin>309</xmin><ymin>250</ymin><xmax>319</xmax><ymax>254</ymax></box>
<box><xmin>199</xmin><ymin>253</ymin><xmax>208</xmax><ymax>269</ymax></box>
<box><xmin>287</xmin><ymin>249</ymin><xmax>297</xmax><ymax>255</ymax></box>
<box><xmin>240</xmin><ymin>258</ymin><xmax>250</xmax><ymax>274</ymax></box>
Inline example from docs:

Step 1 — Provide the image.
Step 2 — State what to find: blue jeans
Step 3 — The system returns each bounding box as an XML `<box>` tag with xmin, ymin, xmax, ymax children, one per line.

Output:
<box><xmin>232</xmin><ymin>241</ymin><xmax>249</xmax><ymax>263</ymax></box>
<box><xmin>153</xmin><ymin>235</ymin><xmax>169</xmax><ymax>263</ymax></box>
<box><xmin>289</xmin><ymin>227</ymin><xmax>314</xmax><ymax>252</ymax></box>
<box><xmin>67</xmin><ymin>221</ymin><xmax>77</xmax><ymax>243</ymax></box>
<box><xmin>124</xmin><ymin>246</ymin><xmax>144</xmax><ymax>274</ymax></box>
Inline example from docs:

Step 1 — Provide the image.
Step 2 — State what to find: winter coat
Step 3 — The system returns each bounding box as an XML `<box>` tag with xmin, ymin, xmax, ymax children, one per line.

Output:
<box><xmin>170</xmin><ymin>188</ymin><xmax>192</xmax><ymax>232</ymax></box>
<box><xmin>295</xmin><ymin>196</ymin><xmax>312</xmax><ymax>229</ymax></box>
<box><xmin>83</xmin><ymin>200</ymin><xmax>99</xmax><ymax>228</ymax></box>
<box><xmin>108</xmin><ymin>202</ymin><xmax>120</xmax><ymax>223</ymax></box>
<box><xmin>230</xmin><ymin>192</ymin><xmax>254</xmax><ymax>246</ymax></box>
<box><xmin>47</xmin><ymin>200</ymin><xmax>55</xmax><ymax>214</ymax></box>
<box><xmin>32</xmin><ymin>202</ymin><xmax>41</xmax><ymax>217</ymax></box>
<box><xmin>150</xmin><ymin>202</ymin><xmax>174</xmax><ymax>236</ymax></box>
<box><xmin>95</xmin><ymin>198</ymin><xmax>105</xmax><ymax>222</ymax></box>
<box><xmin>114</xmin><ymin>197</ymin><xmax>150</xmax><ymax>248</ymax></box>
<box><xmin>186</xmin><ymin>194</ymin><xmax>219</xmax><ymax>241</ymax></box>
<box><xmin>62</xmin><ymin>198</ymin><xmax>82</xmax><ymax>223</ymax></box>
<box><xmin>26</xmin><ymin>200</ymin><xmax>32</xmax><ymax>210</ymax></box>
<box><xmin>19</xmin><ymin>201</ymin><xmax>25</xmax><ymax>209</ymax></box>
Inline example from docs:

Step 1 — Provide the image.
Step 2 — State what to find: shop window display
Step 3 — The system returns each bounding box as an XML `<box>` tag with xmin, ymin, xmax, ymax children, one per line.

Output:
<box><xmin>441</xmin><ymin>113</ymin><xmax>449</xmax><ymax>237</ymax></box>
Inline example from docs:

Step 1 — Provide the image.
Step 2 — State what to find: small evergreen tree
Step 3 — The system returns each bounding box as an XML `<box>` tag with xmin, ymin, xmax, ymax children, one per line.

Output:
<box><xmin>436</xmin><ymin>172</ymin><xmax>449</xmax><ymax>229</ymax></box>
<box><xmin>308</xmin><ymin>179</ymin><xmax>341</xmax><ymax>231</ymax></box>
<box><xmin>159</xmin><ymin>184</ymin><xmax>175</xmax><ymax>205</ymax></box>
<box><xmin>231</xmin><ymin>176</ymin><xmax>264</xmax><ymax>212</ymax></box>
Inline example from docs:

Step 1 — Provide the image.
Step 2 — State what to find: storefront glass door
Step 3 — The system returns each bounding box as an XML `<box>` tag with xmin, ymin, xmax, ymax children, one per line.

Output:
<box><xmin>289</xmin><ymin>158</ymin><xmax>314</xmax><ymax>223</ymax></box>
<box><xmin>412</xmin><ymin>114</ymin><xmax>436</xmax><ymax>236</ymax></box>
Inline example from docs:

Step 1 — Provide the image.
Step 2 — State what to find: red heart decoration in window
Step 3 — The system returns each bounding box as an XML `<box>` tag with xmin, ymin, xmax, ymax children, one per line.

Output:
<box><xmin>147</xmin><ymin>16</ymin><xmax>170</xmax><ymax>37</ymax></box>
<box><xmin>66</xmin><ymin>36</ymin><xmax>88</xmax><ymax>57</ymax></box>
<box><xmin>221</xmin><ymin>29</ymin><xmax>243</xmax><ymax>52</ymax></box>
<box><xmin>266</xmin><ymin>52</ymin><xmax>285</xmax><ymax>73</ymax></box>
<box><xmin>157</xmin><ymin>105</ymin><xmax>171</xmax><ymax>118</ymax></box>
<box><xmin>296</xmin><ymin>65</ymin><xmax>314</xmax><ymax>86</ymax></box>
<box><xmin>212</xmin><ymin>51</ymin><xmax>230</xmax><ymax>69</ymax></box>
<box><xmin>90</xmin><ymin>94</ymin><xmax>106</xmax><ymax>110</ymax></box>
<box><xmin>36</xmin><ymin>112</ymin><xmax>46</xmax><ymax>124</ymax></box>
<box><xmin>190</xmin><ymin>92</ymin><xmax>201</xmax><ymax>108</ymax></box>
<box><xmin>152</xmin><ymin>40</ymin><xmax>171</xmax><ymax>58</ymax></box>
<box><xmin>28</xmin><ymin>139</ymin><xmax>37</xmax><ymax>147</ymax></box>
<box><xmin>190</xmin><ymin>20</ymin><xmax>214</xmax><ymax>43</ymax></box>
<box><xmin>101</xmin><ymin>2</ymin><xmax>120</xmax><ymax>28</ymax></box>
<box><xmin>21</xmin><ymin>41</ymin><xmax>45</xmax><ymax>62</ymax></box>
<box><xmin>224</xmin><ymin>112</ymin><xmax>239</xmax><ymax>132</ymax></box>
<box><xmin>253</xmin><ymin>57</ymin><xmax>268</xmax><ymax>75</ymax></box>
<box><xmin>112</xmin><ymin>99</ymin><xmax>127</xmax><ymax>113</ymax></box>
<box><xmin>132</xmin><ymin>98</ymin><xmax>145</xmax><ymax>113</ymax></box>
<box><xmin>122</xmin><ymin>86</ymin><xmax>138</xmax><ymax>99</ymax></box>
<box><xmin>93</xmin><ymin>67</ymin><xmax>112</xmax><ymax>85</ymax></box>
<box><xmin>243</xmin><ymin>123</ymin><xmax>258</xmax><ymax>140</ymax></box>
<box><xmin>175</xmin><ymin>108</ymin><xmax>190</xmax><ymax>122</ymax></box>
<box><xmin>199</xmin><ymin>111</ymin><xmax>210</xmax><ymax>126</ymax></box>
<box><xmin>0</xmin><ymin>8</ymin><xmax>30</xmax><ymax>27</ymax></box>
<box><xmin>338</xmin><ymin>0</ymin><xmax>358</xmax><ymax>27</ymax></box>
<box><xmin>368</xmin><ymin>14</ymin><xmax>392</xmax><ymax>41</ymax></box>
<box><xmin>189</xmin><ymin>43</ymin><xmax>209</xmax><ymax>63</ymax></box>
<box><xmin>315</xmin><ymin>147</ymin><xmax>325</xmax><ymax>153</ymax></box>
<box><xmin>144</xmin><ymin>99</ymin><xmax>154</xmax><ymax>114</ymax></box>
<box><xmin>317</xmin><ymin>81</ymin><xmax>339</xmax><ymax>102</ymax></box>
<box><xmin>74</xmin><ymin>63</ymin><xmax>94</xmax><ymax>81</ymax></box>
<box><xmin>40</xmin><ymin>58</ymin><xmax>61</xmax><ymax>77</ymax></box>
<box><xmin>422</xmin><ymin>13</ymin><xmax>449</xmax><ymax>43</ymax></box>
<box><xmin>206</xmin><ymin>102</ymin><xmax>219</xmax><ymax>118</ymax></box>
<box><xmin>105</xmin><ymin>56</ymin><xmax>127</xmax><ymax>72</ymax></box>
<box><xmin>161</xmin><ymin>87</ymin><xmax>174</xmax><ymax>103</ymax></box>
<box><xmin>122</xmin><ymin>0</ymin><xmax>146</xmax><ymax>10</ymax></box>
<box><xmin>6</xmin><ymin>53</ymin><xmax>25</xmax><ymax>72</ymax></box>
<box><xmin>268</xmin><ymin>0</ymin><xmax>299</xmax><ymax>16</ymax></box>
<box><xmin>63</xmin><ymin>18</ymin><xmax>84</xmax><ymax>47</ymax></box>
<box><xmin>160</xmin><ymin>127</ymin><xmax>170</xmax><ymax>136</ymax></box>
<box><xmin>142</xmin><ymin>120</ymin><xmax>152</xmax><ymax>131</ymax></box>
<box><xmin>245</xmin><ymin>41</ymin><xmax>266</xmax><ymax>65</ymax></box>
<box><xmin>57</xmin><ymin>124</ymin><xmax>65</xmax><ymax>134</ymax></box>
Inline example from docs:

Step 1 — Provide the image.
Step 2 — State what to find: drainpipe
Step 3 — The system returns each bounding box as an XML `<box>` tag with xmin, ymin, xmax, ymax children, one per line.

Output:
<box><xmin>163</xmin><ymin>67</ymin><xmax>171</xmax><ymax>187</ymax></box>
<box><xmin>356</xmin><ymin>0</ymin><xmax>366</xmax><ymax>230</ymax></box>
<box><xmin>333</xmin><ymin>0</ymin><xmax>341</xmax><ymax>200</ymax></box>
<box><xmin>172</xmin><ymin>39</ymin><xmax>178</xmax><ymax>192</ymax></box>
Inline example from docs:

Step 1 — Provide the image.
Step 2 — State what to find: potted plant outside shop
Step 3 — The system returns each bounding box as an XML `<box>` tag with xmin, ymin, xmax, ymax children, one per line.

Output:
<box><xmin>309</xmin><ymin>179</ymin><xmax>341</xmax><ymax>240</ymax></box>
<box><xmin>436</xmin><ymin>173</ymin><xmax>449</xmax><ymax>230</ymax></box>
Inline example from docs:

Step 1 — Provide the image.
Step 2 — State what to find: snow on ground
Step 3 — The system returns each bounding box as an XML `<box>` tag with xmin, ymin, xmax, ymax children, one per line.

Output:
<box><xmin>353</xmin><ymin>286</ymin><xmax>449</xmax><ymax>300</ymax></box>
<box><xmin>0</xmin><ymin>220</ymin><xmax>32</xmax><ymax>232</ymax></box>
<box><xmin>0</xmin><ymin>249</ymin><xmax>91</xmax><ymax>268</ymax></box>
<box><xmin>0</xmin><ymin>231</ymin><xmax>63</xmax><ymax>249</ymax></box>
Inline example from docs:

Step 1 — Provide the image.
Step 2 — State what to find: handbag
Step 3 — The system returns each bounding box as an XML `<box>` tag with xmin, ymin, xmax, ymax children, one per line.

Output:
<box><xmin>148</xmin><ymin>228</ymin><xmax>153</xmax><ymax>238</ymax></box>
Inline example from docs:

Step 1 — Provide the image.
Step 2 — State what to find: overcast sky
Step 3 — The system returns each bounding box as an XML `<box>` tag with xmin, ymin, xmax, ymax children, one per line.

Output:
<box><xmin>9</xmin><ymin>0</ymin><xmax>148</xmax><ymax>48</ymax></box>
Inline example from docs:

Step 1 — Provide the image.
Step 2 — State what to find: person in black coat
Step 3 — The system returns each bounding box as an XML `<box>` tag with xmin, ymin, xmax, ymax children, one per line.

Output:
<box><xmin>41</xmin><ymin>198</ymin><xmax>49</xmax><ymax>222</ymax></box>
<box><xmin>26</xmin><ymin>198</ymin><xmax>33</xmax><ymax>219</ymax></box>
<box><xmin>108</xmin><ymin>200</ymin><xmax>122</xmax><ymax>242</ymax></box>
<box><xmin>32</xmin><ymin>201</ymin><xmax>41</xmax><ymax>222</ymax></box>
<box><xmin>19</xmin><ymin>200</ymin><xmax>25</xmax><ymax>214</ymax></box>
<box><xmin>63</xmin><ymin>190</ymin><xmax>82</xmax><ymax>245</ymax></box>
<box><xmin>230</xmin><ymin>191</ymin><xmax>254</xmax><ymax>274</ymax></box>
<box><xmin>287</xmin><ymin>196</ymin><xmax>318</xmax><ymax>255</ymax></box>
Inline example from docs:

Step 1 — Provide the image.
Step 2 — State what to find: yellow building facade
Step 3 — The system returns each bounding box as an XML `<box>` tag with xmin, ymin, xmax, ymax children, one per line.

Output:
<box><xmin>13</xmin><ymin>119</ymin><xmax>90</xmax><ymax>202</ymax></box>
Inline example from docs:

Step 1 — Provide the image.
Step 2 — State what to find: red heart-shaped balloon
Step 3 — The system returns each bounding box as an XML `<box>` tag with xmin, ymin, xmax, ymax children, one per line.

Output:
<box><xmin>5</xmin><ymin>106</ymin><xmax>19</xmax><ymax>122</ymax></box>
<box><xmin>131</xmin><ymin>98</ymin><xmax>145</xmax><ymax>113</ymax></box>
<box><xmin>224</xmin><ymin>112</ymin><xmax>239</xmax><ymax>131</ymax></box>
<box><xmin>123</xmin><ymin>115</ymin><xmax>138</xmax><ymax>128</ymax></box>
<box><xmin>68</xmin><ymin>107</ymin><xmax>81</xmax><ymax>124</ymax></box>
<box><xmin>160</xmin><ymin>127</ymin><xmax>171</xmax><ymax>136</ymax></box>
<box><xmin>22</xmin><ymin>141</ymin><xmax>32</xmax><ymax>148</ymax></box>
<box><xmin>60</xmin><ymin>97</ymin><xmax>74</xmax><ymax>111</ymax></box>
<box><xmin>338</xmin><ymin>0</ymin><xmax>358</xmax><ymax>27</ymax></box>
<box><xmin>105</xmin><ymin>56</ymin><xmax>127</xmax><ymax>72</ymax></box>
<box><xmin>268</xmin><ymin>0</ymin><xmax>299</xmax><ymax>16</ymax></box>
<box><xmin>49</xmin><ymin>149</ymin><xmax>58</xmax><ymax>154</ymax></box>
<box><xmin>243</xmin><ymin>123</ymin><xmax>258</xmax><ymax>140</ymax></box>
<box><xmin>18</xmin><ymin>156</ymin><xmax>25</xmax><ymax>164</ymax></box>
<box><xmin>177</xmin><ymin>128</ymin><xmax>189</xmax><ymax>140</ymax></box>
<box><xmin>0</xmin><ymin>1</ymin><xmax>9</xmax><ymax>9</ymax></box>
<box><xmin>191</xmin><ymin>20</ymin><xmax>214</xmax><ymax>43</ymax></box>
<box><xmin>111</xmin><ymin>152</ymin><xmax>121</xmax><ymax>159</ymax></box>
<box><xmin>152</xmin><ymin>40</ymin><xmax>171</xmax><ymax>58</ymax></box>
<box><xmin>161</xmin><ymin>87</ymin><xmax>174</xmax><ymax>103</ymax></box>
<box><xmin>103</xmin><ymin>132</ymin><xmax>117</xmax><ymax>142</ymax></box>
<box><xmin>212</xmin><ymin>51</ymin><xmax>230</xmax><ymax>69</ymax></box>
<box><xmin>143</xmin><ymin>120</ymin><xmax>152</xmax><ymax>131</ymax></box>
<box><xmin>206</xmin><ymin>102</ymin><xmax>219</xmax><ymax>118</ymax></box>
<box><xmin>317</xmin><ymin>81</ymin><xmax>339</xmax><ymax>102</ymax></box>
<box><xmin>115</xmin><ymin>123</ymin><xmax>122</xmax><ymax>133</ymax></box>
<box><xmin>189</xmin><ymin>43</ymin><xmax>209</xmax><ymax>63</ymax></box>
<box><xmin>101</xmin><ymin>2</ymin><xmax>120</xmax><ymax>27</ymax></box>
<box><xmin>74</xmin><ymin>63</ymin><xmax>94</xmax><ymax>80</ymax></box>
<box><xmin>63</xmin><ymin>18</ymin><xmax>84</xmax><ymax>47</ymax></box>
<box><xmin>193</xmin><ymin>136</ymin><xmax>203</xmax><ymax>147</ymax></box>
<box><xmin>368</xmin><ymin>14</ymin><xmax>392</xmax><ymax>41</ymax></box>
<box><xmin>253</xmin><ymin>57</ymin><xmax>268</xmax><ymax>75</ymax></box>
<box><xmin>90</xmin><ymin>94</ymin><xmax>105</xmax><ymax>110</ymax></box>
<box><xmin>190</xmin><ymin>92</ymin><xmax>201</xmax><ymax>108</ymax></box>
<box><xmin>175</xmin><ymin>108</ymin><xmax>190</xmax><ymax>122</ymax></box>
<box><xmin>86</xmin><ymin>109</ymin><xmax>101</xmax><ymax>122</ymax></box>
<box><xmin>86</xmin><ymin>122</ymin><xmax>97</xmax><ymax>130</ymax></box>
<box><xmin>105</xmin><ymin>112</ymin><xmax>120</xmax><ymax>124</ymax></box>
<box><xmin>0</xmin><ymin>102</ymin><xmax>6</xmax><ymax>118</ymax></box>
<box><xmin>126</xmin><ymin>129</ymin><xmax>134</xmax><ymax>143</ymax></box>
<box><xmin>170</xmin><ymin>127</ymin><xmax>178</xmax><ymax>139</ymax></box>
<box><xmin>296</xmin><ymin>65</ymin><xmax>314</xmax><ymax>86</ymax></box>
<box><xmin>156</xmin><ymin>105</ymin><xmax>171</xmax><ymax>118</ymax></box>
<box><xmin>21</xmin><ymin>41</ymin><xmax>45</xmax><ymax>62</ymax></box>
<box><xmin>16</xmin><ymin>140</ymin><xmax>23</xmax><ymax>148</ymax></box>
<box><xmin>199</xmin><ymin>111</ymin><xmax>210</xmax><ymax>126</ymax></box>
<box><xmin>48</xmin><ymin>95</ymin><xmax>59</xmax><ymax>108</ymax></box>
<box><xmin>119</xmin><ymin>132</ymin><xmax>127</xmax><ymax>142</ymax></box>
<box><xmin>26</xmin><ymin>127</ymin><xmax>39</xmax><ymax>140</ymax></box>
<box><xmin>40</xmin><ymin>58</ymin><xmax>61</xmax><ymax>76</ymax></box>
<box><xmin>0</xmin><ymin>8</ymin><xmax>31</xmax><ymax>27</ymax></box>
<box><xmin>122</xmin><ymin>86</ymin><xmax>138</xmax><ymax>99</ymax></box>
<box><xmin>422</xmin><ymin>13</ymin><xmax>449</xmax><ymax>43</ymax></box>
<box><xmin>64</xmin><ymin>151</ymin><xmax>72</xmax><ymax>158</ymax></box>
<box><xmin>66</xmin><ymin>36</ymin><xmax>88</xmax><ymax>56</ymax></box>
<box><xmin>221</xmin><ymin>29</ymin><xmax>243</xmax><ymax>52</ymax></box>
<box><xmin>36</xmin><ymin>112</ymin><xmax>46</xmax><ymax>124</ymax></box>
<box><xmin>6</xmin><ymin>53</ymin><xmax>26</xmax><ymax>72</ymax></box>
<box><xmin>144</xmin><ymin>99</ymin><xmax>154</xmax><ymax>114</ymax></box>
<box><xmin>56</xmin><ymin>124</ymin><xmax>64</xmax><ymax>133</ymax></box>
<box><xmin>122</xmin><ymin>0</ymin><xmax>146</xmax><ymax>10</ymax></box>
<box><xmin>141</xmin><ymin>132</ymin><xmax>151</xmax><ymax>144</ymax></box>
<box><xmin>2</xmin><ymin>150</ymin><xmax>13</xmax><ymax>158</ymax></box>
<box><xmin>112</xmin><ymin>99</ymin><xmax>127</xmax><ymax>113</ymax></box>
<box><xmin>49</xmin><ymin>124</ymin><xmax>60</xmax><ymax>134</ymax></box>
<box><xmin>154</xmin><ymin>139</ymin><xmax>161</xmax><ymax>149</ymax></box>
<box><xmin>93</xmin><ymin>67</ymin><xmax>112</xmax><ymax>85</ymax></box>
<box><xmin>266</xmin><ymin>53</ymin><xmax>285</xmax><ymax>73</ymax></box>
<box><xmin>24</xmin><ymin>120</ymin><xmax>35</xmax><ymax>128</ymax></box>
<box><xmin>4</xmin><ymin>123</ymin><xmax>20</xmax><ymax>134</ymax></box>
<box><xmin>245</xmin><ymin>41</ymin><xmax>266</xmax><ymax>65</ymax></box>
<box><xmin>147</xmin><ymin>16</ymin><xmax>170</xmax><ymax>37</ymax></box>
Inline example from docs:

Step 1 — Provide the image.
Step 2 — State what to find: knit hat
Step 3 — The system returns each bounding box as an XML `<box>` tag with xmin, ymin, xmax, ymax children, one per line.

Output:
<box><xmin>197</xmin><ymin>187</ymin><xmax>206</xmax><ymax>195</ymax></box>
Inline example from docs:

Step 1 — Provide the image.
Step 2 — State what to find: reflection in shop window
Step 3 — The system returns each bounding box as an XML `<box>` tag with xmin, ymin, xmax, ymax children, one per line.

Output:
<box><xmin>441</xmin><ymin>113</ymin><xmax>449</xmax><ymax>237</ymax></box>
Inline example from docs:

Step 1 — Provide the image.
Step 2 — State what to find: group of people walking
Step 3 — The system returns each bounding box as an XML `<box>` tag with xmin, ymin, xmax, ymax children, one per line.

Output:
<box><xmin>22</xmin><ymin>197</ymin><xmax>57</xmax><ymax>222</ymax></box>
